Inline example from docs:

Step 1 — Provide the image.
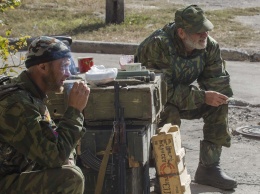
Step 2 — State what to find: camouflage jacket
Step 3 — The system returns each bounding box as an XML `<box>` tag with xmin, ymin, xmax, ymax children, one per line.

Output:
<box><xmin>135</xmin><ymin>22</ymin><xmax>233</xmax><ymax>110</ymax></box>
<box><xmin>0</xmin><ymin>71</ymin><xmax>85</xmax><ymax>178</ymax></box>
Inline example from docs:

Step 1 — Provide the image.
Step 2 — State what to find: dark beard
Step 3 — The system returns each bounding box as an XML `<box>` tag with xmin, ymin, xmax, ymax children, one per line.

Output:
<box><xmin>43</xmin><ymin>66</ymin><xmax>61</xmax><ymax>92</ymax></box>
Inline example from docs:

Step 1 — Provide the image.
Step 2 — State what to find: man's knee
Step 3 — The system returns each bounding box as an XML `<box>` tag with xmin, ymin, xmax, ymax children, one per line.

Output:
<box><xmin>42</xmin><ymin>165</ymin><xmax>85</xmax><ymax>193</ymax></box>
<box><xmin>62</xmin><ymin>165</ymin><xmax>85</xmax><ymax>186</ymax></box>
<box><xmin>1</xmin><ymin>166</ymin><xmax>85</xmax><ymax>194</ymax></box>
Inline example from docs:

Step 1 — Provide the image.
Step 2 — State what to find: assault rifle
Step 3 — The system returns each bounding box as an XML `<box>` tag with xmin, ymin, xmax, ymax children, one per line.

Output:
<box><xmin>113</xmin><ymin>81</ymin><xmax>127</xmax><ymax>194</ymax></box>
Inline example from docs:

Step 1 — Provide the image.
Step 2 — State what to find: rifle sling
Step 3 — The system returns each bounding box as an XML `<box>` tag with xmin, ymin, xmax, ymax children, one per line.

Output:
<box><xmin>94</xmin><ymin>130</ymin><xmax>115</xmax><ymax>194</ymax></box>
<box><xmin>0</xmin><ymin>83</ymin><xmax>24</xmax><ymax>101</ymax></box>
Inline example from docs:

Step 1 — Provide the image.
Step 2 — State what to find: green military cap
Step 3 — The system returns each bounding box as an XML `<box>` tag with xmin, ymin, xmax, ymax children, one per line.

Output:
<box><xmin>174</xmin><ymin>5</ymin><xmax>214</xmax><ymax>33</ymax></box>
<box><xmin>25</xmin><ymin>36</ymin><xmax>71</xmax><ymax>68</ymax></box>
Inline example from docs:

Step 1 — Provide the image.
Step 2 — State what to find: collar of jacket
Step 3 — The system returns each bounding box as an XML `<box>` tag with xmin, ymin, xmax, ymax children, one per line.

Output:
<box><xmin>162</xmin><ymin>22</ymin><xmax>207</xmax><ymax>58</ymax></box>
<box><xmin>11</xmin><ymin>71</ymin><xmax>47</xmax><ymax>100</ymax></box>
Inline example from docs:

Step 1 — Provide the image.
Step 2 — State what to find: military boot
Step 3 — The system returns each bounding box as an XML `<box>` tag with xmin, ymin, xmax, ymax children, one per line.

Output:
<box><xmin>194</xmin><ymin>140</ymin><xmax>237</xmax><ymax>190</ymax></box>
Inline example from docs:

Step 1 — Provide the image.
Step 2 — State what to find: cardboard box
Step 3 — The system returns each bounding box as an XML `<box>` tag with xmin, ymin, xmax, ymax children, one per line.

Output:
<box><xmin>151</xmin><ymin>124</ymin><xmax>191</xmax><ymax>194</ymax></box>
<box><xmin>158</xmin><ymin>167</ymin><xmax>191</xmax><ymax>194</ymax></box>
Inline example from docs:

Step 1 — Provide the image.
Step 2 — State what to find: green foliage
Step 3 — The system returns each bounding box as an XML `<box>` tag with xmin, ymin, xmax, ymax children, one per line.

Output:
<box><xmin>0</xmin><ymin>34</ymin><xmax>30</xmax><ymax>75</ymax></box>
<box><xmin>0</xmin><ymin>0</ymin><xmax>21</xmax><ymax>12</ymax></box>
<box><xmin>0</xmin><ymin>0</ymin><xmax>30</xmax><ymax>75</ymax></box>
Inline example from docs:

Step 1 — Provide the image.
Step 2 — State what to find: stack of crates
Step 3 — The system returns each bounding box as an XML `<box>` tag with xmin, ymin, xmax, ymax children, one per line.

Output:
<box><xmin>151</xmin><ymin>124</ymin><xmax>191</xmax><ymax>194</ymax></box>
<box><xmin>45</xmin><ymin>75</ymin><xmax>167</xmax><ymax>194</ymax></box>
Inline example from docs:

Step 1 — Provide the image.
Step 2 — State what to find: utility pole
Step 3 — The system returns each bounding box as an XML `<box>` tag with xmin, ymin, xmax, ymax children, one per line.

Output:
<box><xmin>106</xmin><ymin>0</ymin><xmax>124</xmax><ymax>24</ymax></box>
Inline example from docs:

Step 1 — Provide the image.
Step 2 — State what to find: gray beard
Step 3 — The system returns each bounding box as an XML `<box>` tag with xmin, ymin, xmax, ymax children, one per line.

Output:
<box><xmin>184</xmin><ymin>36</ymin><xmax>207</xmax><ymax>50</ymax></box>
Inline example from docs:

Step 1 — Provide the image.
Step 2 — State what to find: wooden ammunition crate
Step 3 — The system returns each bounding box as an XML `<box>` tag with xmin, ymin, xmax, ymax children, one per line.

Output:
<box><xmin>157</xmin><ymin>167</ymin><xmax>191</xmax><ymax>194</ymax></box>
<box><xmin>83</xmin><ymin>75</ymin><xmax>165</xmax><ymax>122</ymax></box>
<box><xmin>151</xmin><ymin>124</ymin><xmax>191</xmax><ymax>194</ymax></box>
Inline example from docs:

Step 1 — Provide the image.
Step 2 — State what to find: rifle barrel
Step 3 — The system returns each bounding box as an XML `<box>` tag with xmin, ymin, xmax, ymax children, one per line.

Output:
<box><xmin>114</xmin><ymin>82</ymin><xmax>127</xmax><ymax>194</ymax></box>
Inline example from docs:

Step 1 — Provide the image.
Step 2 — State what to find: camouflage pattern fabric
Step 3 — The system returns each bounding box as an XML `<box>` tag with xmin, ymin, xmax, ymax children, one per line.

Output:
<box><xmin>0</xmin><ymin>71</ymin><xmax>85</xmax><ymax>193</ymax></box>
<box><xmin>0</xmin><ymin>83</ymin><xmax>23</xmax><ymax>100</ymax></box>
<box><xmin>25</xmin><ymin>36</ymin><xmax>71</xmax><ymax>68</ymax></box>
<box><xmin>0</xmin><ymin>165</ymin><xmax>84</xmax><ymax>194</ymax></box>
<box><xmin>135</xmin><ymin>22</ymin><xmax>233</xmax><ymax>148</ymax></box>
<box><xmin>199</xmin><ymin>140</ymin><xmax>222</xmax><ymax>166</ymax></box>
<box><xmin>174</xmin><ymin>5</ymin><xmax>214</xmax><ymax>34</ymax></box>
<box><xmin>159</xmin><ymin>103</ymin><xmax>231</xmax><ymax>147</ymax></box>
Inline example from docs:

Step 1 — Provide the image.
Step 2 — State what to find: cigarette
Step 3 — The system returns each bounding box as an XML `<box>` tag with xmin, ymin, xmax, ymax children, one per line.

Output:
<box><xmin>226</xmin><ymin>97</ymin><xmax>235</xmax><ymax>105</ymax></box>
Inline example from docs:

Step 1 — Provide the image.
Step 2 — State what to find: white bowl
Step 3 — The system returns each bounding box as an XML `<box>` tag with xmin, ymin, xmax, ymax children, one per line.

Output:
<box><xmin>85</xmin><ymin>65</ymin><xmax>118</xmax><ymax>86</ymax></box>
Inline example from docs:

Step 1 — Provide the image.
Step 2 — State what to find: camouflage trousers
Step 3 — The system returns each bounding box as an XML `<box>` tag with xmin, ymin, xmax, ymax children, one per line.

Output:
<box><xmin>0</xmin><ymin>165</ymin><xmax>84</xmax><ymax>194</ymax></box>
<box><xmin>159</xmin><ymin>102</ymin><xmax>231</xmax><ymax>147</ymax></box>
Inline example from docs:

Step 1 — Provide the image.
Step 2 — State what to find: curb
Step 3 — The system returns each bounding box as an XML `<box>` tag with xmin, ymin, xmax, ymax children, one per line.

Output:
<box><xmin>71</xmin><ymin>40</ymin><xmax>260</xmax><ymax>62</ymax></box>
<box><xmin>71</xmin><ymin>40</ymin><xmax>137</xmax><ymax>56</ymax></box>
<box><xmin>10</xmin><ymin>38</ymin><xmax>260</xmax><ymax>62</ymax></box>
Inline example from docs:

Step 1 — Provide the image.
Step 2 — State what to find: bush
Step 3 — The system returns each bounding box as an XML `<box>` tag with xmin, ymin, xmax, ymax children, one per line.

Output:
<box><xmin>0</xmin><ymin>0</ymin><xmax>30</xmax><ymax>75</ymax></box>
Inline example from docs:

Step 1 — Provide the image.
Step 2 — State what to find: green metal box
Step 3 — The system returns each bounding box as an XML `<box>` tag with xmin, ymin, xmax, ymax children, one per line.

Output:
<box><xmin>84</xmin><ymin>76</ymin><xmax>164</xmax><ymax>122</ymax></box>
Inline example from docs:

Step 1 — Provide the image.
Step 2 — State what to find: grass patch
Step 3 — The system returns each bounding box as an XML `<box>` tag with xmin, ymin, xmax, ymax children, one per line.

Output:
<box><xmin>1</xmin><ymin>0</ymin><xmax>260</xmax><ymax>51</ymax></box>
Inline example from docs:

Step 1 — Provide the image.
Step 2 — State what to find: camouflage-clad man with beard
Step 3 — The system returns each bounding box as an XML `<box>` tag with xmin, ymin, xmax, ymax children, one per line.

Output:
<box><xmin>135</xmin><ymin>5</ymin><xmax>237</xmax><ymax>191</ymax></box>
<box><xmin>0</xmin><ymin>36</ymin><xmax>90</xmax><ymax>193</ymax></box>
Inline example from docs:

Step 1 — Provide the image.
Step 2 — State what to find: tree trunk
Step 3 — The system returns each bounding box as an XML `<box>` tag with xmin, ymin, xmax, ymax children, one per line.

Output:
<box><xmin>106</xmin><ymin>0</ymin><xmax>124</xmax><ymax>24</ymax></box>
